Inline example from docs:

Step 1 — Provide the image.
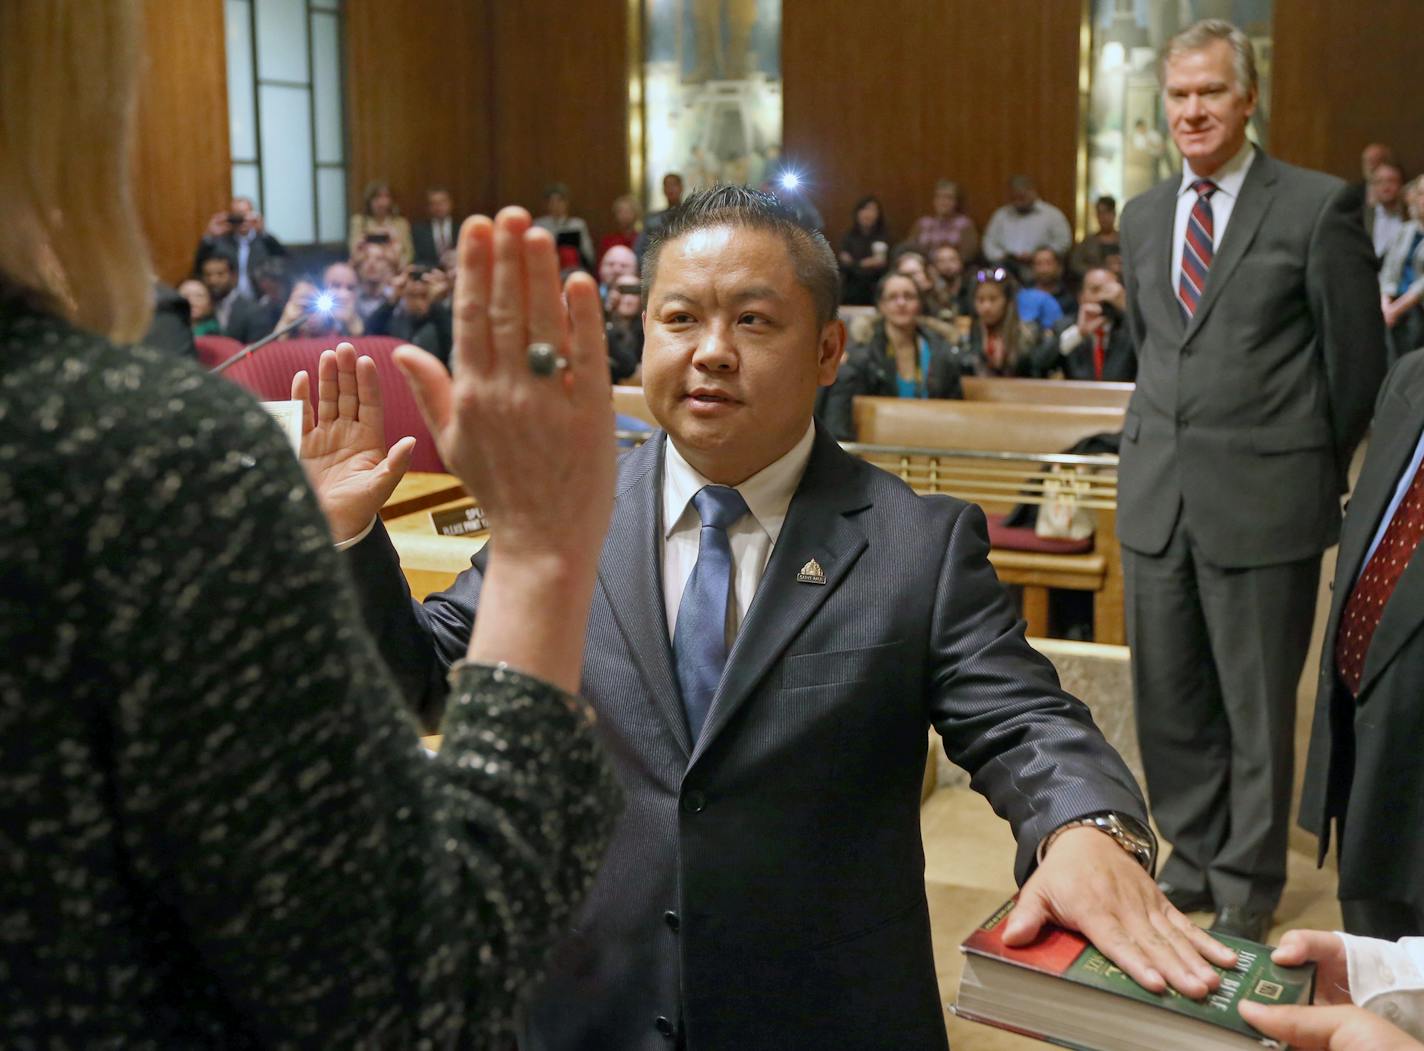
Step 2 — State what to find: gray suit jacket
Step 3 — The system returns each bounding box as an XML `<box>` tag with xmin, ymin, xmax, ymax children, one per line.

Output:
<box><xmin>347</xmin><ymin>426</ymin><xmax>1147</xmax><ymax>1050</ymax></box>
<box><xmin>1300</xmin><ymin>352</ymin><xmax>1424</xmax><ymax>912</ymax></box>
<box><xmin>1118</xmin><ymin>149</ymin><xmax>1386</xmax><ymax>567</ymax></box>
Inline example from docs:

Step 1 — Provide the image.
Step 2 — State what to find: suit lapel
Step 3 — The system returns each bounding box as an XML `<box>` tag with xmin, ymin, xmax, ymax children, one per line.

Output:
<box><xmin>1355</xmin><ymin>378</ymin><xmax>1424</xmax><ymax>697</ymax></box>
<box><xmin>1149</xmin><ymin>183</ymin><xmax>1185</xmax><ymax>336</ymax></box>
<box><xmin>596</xmin><ymin>434</ymin><xmax>693</xmax><ymax>756</ymax></box>
<box><xmin>689</xmin><ymin>430</ymin><xmax>871</xmax><ymax>765</ymax></box>
<box><xmin>1183</xmin><ymin>150</ymin><xmax>1275</xmax><ymax>341</ymax></box>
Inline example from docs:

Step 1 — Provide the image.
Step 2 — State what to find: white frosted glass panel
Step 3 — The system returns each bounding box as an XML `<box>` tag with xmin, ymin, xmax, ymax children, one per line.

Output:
<box><xmin>259</xmin><ymin>85</ymin><xmax>315</xmax><ymax>242</ymax></box>
<box><xmin>225</xmin><ymin>0</ymin><xmax>257</xmax><ymax>159</ymax></box>
<box><xmin>255</xmin><ymin>0</ymin><xmax>309</xmax><ymax>83</ymax></box>
<box><xmin>312</xmin><ymin>12</ymin><xmax>343</xmax><ymax>163</ymax></box>
<box><xmin>317</xmin><ymin>167</ymin><xmax>347</xmax><ymax>243</ymax></box>
<box><xmin>232</xmin><ymin>164</ymin><xmax>262</xmax><ymax>214</ymax></box>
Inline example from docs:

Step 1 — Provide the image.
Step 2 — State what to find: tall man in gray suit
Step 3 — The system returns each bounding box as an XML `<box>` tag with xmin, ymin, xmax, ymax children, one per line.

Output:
<box><xmin>1118</xmin><ymin>20</ymin><xmax>1386</xmax><ymax>942</ymax></box>
<box><xmin>311</xmin><ymin>192</ymin><xmax>1234</xmax><ymax>1050</ymax></box>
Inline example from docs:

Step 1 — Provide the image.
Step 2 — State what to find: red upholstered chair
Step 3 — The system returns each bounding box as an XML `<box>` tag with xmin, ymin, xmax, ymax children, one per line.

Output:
<box><xmin>194</xmin><ymin>334</ymin><xmax>245</xmax><ymax>370</ymax></box>
<box><xmin>213</xmin><ymin>336</ymin><xmax>446</xmax><ymax>472</ymax></box>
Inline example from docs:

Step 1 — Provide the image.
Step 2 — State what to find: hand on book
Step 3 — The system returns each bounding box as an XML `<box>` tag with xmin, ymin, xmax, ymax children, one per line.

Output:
<box><xmin>1239</xmin><ymin>1000</ymin><xmax>1424</xmax><ymax>1050</ymax></box>
<box><xmin>1002</xmin><ymin>826</ymin><xmax>1238</xmax><ymax>1000</ymax></box>
<box><xmin>1271</xmin><ymin>929</ymin><xmax>1351</xmax><ymax>1004</ymax></box>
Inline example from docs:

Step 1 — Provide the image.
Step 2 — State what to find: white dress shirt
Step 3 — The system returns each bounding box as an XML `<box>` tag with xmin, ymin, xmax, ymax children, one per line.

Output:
<box><xmin>661</xmin><ymin>422</ymin><xmax>815</xmax><ymax>643</ymax></box>
<box><xmin>1171</xmin><ymin>138</ymin><xmax>1257</xmax><ymax>293</ymax></box>
<box><xmin>1373</xmin><ymin>204</ymin><xmax>1407</xmax><ymax>260</ymax></box>
<box><xmin>1341</xmin><ymin>933</ymin><xmax>1424</xmax><ymax>1040</ymax></box>
<box><xmin>432</xmin><ymin>217</ymin><xmax>454</xmax><ymax>256</ymax></box>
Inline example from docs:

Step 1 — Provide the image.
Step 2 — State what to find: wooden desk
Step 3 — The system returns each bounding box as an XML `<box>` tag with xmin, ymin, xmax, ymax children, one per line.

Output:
<box><xmin>384</xmin><ymin>495</ymin><xmax>487</xmax><ymax>600</ymax></box>
<box><xmin>380</xmin><ymin>472</ymin><xmax>468</xmax><ymax>522</ymax></box>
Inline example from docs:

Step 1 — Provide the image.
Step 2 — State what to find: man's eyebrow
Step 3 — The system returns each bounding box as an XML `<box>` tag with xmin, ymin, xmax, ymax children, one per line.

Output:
<box><xmin>727</xmin><ymin>286</ymin><xmax>785</xmax><ymax>304</ymax></box>
<box><xmin>653</xmin><ymin>287</ymin><xmax>787</xmax><ymax>308</ymax></box>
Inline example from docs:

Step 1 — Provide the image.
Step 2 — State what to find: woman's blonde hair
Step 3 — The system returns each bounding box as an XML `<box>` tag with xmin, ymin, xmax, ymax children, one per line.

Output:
<box><xmin>0</xmin><ymin>0</ymin><xmax>152</xmax><ymax>343</ymax></box>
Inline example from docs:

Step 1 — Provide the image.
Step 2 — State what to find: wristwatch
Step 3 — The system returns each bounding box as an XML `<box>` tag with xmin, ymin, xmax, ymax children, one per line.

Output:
<box><xmin>1037</xmin><ymin>811</ymin><xmax>1157</xmax><ymax>874</ymax></box>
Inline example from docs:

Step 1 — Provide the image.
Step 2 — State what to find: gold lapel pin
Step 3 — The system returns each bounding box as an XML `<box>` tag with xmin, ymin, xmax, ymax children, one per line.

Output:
<box><xmin>796</xmin><ymin>558</ymin><xmax>826</xmax><ymax>585</ymax></box>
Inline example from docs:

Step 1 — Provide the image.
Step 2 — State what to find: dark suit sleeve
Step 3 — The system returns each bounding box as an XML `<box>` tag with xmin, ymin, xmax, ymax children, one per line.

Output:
<box><xmin>927</xmin><ymin>500</ymin><xmax>1148</xmax><ymax>882</ymax></box>
<box><xmin>343</xmin><ymin>520</ymin><xmax>484</xmax><ymax>731</ymax></box>
<box><xmin>1119</xmin><ymin>204</ymin><xmax>1149</xmax><ymax>357</ymax></box>
<box><xmin>365</xmin><ymin>299</ymin><xmax>398</xmax><ymax>337</ymax></box>
<box><xmin>1309</xmin><ymin>182</ymin><xmax>1388</xmax><ymax>479</ymax></box>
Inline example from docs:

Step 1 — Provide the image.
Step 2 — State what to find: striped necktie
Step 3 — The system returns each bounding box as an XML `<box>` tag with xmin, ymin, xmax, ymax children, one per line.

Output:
<box><xmin>1178</xmin><ymin>178</ymin><xmax>1218</xmax><ymax>319</ymax></box>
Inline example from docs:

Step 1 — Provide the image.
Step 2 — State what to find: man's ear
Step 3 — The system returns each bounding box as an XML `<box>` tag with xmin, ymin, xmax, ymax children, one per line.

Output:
<box><xmin>817</xmin><ymin>317</ymin><xmax>846</xmax><ymax>386</ymax></box>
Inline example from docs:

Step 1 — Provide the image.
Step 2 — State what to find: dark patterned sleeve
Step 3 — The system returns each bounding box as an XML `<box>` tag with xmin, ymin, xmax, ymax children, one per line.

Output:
<box><xmin>98</xmin><ymin>362</ymin><xmax>621</xmax><ymax>1047</ymax></box>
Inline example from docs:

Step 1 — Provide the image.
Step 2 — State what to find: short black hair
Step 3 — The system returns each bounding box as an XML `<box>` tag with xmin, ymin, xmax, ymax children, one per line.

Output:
<box><xmin>201</xmin><ymin>251</ymin><xmax>237</xmax><ymax>274</ymax></box>
<box><xmin>1096</xmin><ymin>194</ymin><xmax>1118</xmax><ymax>209</ymax></box>
<box><xmin>642</xmin><ymin>185</ymin><xmax>840</xmax><ymax>326</ymax></box>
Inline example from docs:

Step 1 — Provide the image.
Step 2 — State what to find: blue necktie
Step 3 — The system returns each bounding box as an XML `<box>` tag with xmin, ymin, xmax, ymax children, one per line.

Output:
<box><xmin>673</xmin><ymin>485</ymin><xmax>749</xmax><ymax>742</ymax></box>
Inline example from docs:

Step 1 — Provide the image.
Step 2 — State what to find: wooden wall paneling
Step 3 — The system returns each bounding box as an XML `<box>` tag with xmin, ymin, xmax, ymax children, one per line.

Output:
<box><xmin>1271</xmin><ymin>1</ymin><xmax>1421</xmax><ymax>181</ymax></box>
<box><xmin>345</xmin><ymin>0</ymin><xmax>495</xmax><ymax>229</ymax></box>
<box><xmin>132</xmin><ymin>0</ymin><xmax>232</xmax><ymax>285</ymax></box>
<box><xmin>783</xmin><ymin>0</ymin><xmax>1081</xmax><ymax>252</ymax></box>
<box><xmin>489</xmin><ymin>0</ymin><xmax>630</xmax><ymax>245</ymax></box>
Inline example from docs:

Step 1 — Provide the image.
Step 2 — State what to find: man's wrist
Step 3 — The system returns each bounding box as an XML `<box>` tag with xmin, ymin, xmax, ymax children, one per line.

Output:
<box><xmin>333</xmin><ymin>515</ymin><xmax>378</xmax><ymax>550</ymax></box>
<box><xmin>1037</xmin><ymin>812</ymin><xmax>1157</xmax><ymax>872</ymax></box>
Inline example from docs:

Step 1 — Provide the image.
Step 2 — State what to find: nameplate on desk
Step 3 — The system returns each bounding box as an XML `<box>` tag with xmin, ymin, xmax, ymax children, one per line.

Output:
<box><xmin>431</xmin><ymin>503</ymin><xmax>489</xmax><ymax>537</ymax></box>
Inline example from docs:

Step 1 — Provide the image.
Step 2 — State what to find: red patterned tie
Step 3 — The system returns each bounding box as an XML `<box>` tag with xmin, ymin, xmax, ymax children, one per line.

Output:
<box><xmin>1178</xmin><ymin>179</ymin><xmax>1217</xmax><ymax>319</ymax></box>
<box><xmin>1093</xmin><ymin>329</ymin><xmax>1106</xmax><ymax>380</ymax></box>
<box><xmin>1334</xmin><ymin>456</ymin><xmax>1424</xmax><ymax>695</ymax></box>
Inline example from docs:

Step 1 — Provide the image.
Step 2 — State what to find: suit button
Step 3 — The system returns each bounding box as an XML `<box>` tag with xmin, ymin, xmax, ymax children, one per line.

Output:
<box><xmin>655</xmin><ymin>1015</ymin><xmax>676</xmax><ymax>1039</ymax></box>
<box><xmin>1176</xmin><ymin>414</ymin><xmax>1189</xmax><ymax>428</ymax></box>
<box><xmin>682</xmin><ymin>789</ymin><xmax>706</xmax><ymax>813</ymax></box>
<box><xmin>664</xmin><ymin>910</ymin><xmax>680</xmax><ymax>932</ymax></box>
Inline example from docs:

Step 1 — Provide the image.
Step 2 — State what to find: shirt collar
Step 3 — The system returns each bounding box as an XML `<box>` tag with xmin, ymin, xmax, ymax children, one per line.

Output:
<box><xmin>662</xmin><ymin>421</ymin><xmax>816</xmax><ymax>545</ymax></box>
<box><xmin>1179</xmin><ymin>138</ymin><xmax>1255</xmax><ymax>200</ymax></box>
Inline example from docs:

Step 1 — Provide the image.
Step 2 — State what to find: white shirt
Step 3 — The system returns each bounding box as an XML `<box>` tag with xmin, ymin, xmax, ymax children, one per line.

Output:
<box><xmin>1171</xmin><ymin>138</ymin><xmax>1257</xmax><ymax>295</ymax></box>
<box><xmin>1341</xmin><ymin>933</ymin><xmax>1424</xmax><ymax>1040</ymax></box>
<box><xmin>661</xmin><ymin>423</ymin><xmax>815</xmax><ymax>642</ymax></box>
<box><xmin>433</xmin><ymin>217</ymin><xmax>454</xmax><ymax>255</ymax></box>
<box><xmin>1373</xmin><ymin>204</ymin><xmax>1407</xmax><ymax>259</ymax></box>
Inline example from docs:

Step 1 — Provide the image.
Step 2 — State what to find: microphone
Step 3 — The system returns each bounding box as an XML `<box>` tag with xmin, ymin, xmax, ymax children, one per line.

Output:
<box><xmin>210</xmin><ymin>291</ymin><xmax>338</xmax><ymax>374</ymax></box>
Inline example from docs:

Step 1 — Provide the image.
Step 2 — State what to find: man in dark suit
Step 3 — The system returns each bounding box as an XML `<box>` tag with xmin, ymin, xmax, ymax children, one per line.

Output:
<box><xmin>197</xmin><ymin>252</ymin><xmax>271</xmax><ymax>345</ymax></box>
<box><xmin>192</xmin><ymin>195</ymin><xmax>285</xmax><ymax>300</ymax></box>
<box><xmin>411</xmin><ymin>186</ymin><xmax>461</xmax><ymax>267</ymax></box>
<box><xmin>315</xmin><ymin>193</ymin><xmax>1234</xmax><ymax>1050</ymax></box>
<box><xmin>1300</xmin><ymin>353</ymin><xmax>1424</xmax><ymax>940</ymax></box>
<box><xmin>1047</xmin><ymin>266</ymin><xmax>1136</xmax><ymax>382</ymax></box>
<box><xmin>1118</xmin><ymin>20</ymin><xmax>1387</xmax><ymax>942</ymax></box>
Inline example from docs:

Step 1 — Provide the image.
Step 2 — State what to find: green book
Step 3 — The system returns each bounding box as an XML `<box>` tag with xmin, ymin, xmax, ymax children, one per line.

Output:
<box><xmin>954</xmin><ymin>897</ymin><xmax>1316</xmax><ymax>1050</ymax></box>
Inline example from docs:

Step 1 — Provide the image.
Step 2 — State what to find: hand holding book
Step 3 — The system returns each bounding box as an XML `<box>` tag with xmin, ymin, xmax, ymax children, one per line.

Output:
<box><xmin>1239</xmin><ymin>1000</ymin><xmax>1423</xmax><ymax>1050</ymax></box>
<box><xmin>1002</xmin><ymin>825</ymin><xmax>1238</xmax><ymax>999</ymax></box>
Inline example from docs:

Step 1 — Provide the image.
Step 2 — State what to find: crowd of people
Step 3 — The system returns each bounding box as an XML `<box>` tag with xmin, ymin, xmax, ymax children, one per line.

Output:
<box><xmin>6</xmin><ymin>3</ymin><xmax>1424</xmax><ymax>1049</ymax></box>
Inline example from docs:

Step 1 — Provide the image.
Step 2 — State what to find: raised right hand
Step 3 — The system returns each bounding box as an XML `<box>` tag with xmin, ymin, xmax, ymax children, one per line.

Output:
<box><xmin>293</xmin><ymin>343</ymin><xmax>416</xmax><ymax>542</ymax></box>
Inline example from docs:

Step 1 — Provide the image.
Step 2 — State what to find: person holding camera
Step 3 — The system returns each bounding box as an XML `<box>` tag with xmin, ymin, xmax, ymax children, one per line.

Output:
<box><xmin>1045</xmin><ymin>265</ymin><xmax>1137</xmax><ymax>382</ymax></box>
<box><xmin>192</xmin><ymin>196</ymin><xmax>286</xmax><ymax>299</ymax></box>
<box><xmin>365</xmin><ymin>263</ymin><xmax>453</xmax><ymax>366</ymax></box>
<box><xmin>348</xmin><ymin>181</ymin><xmax>414</xmax><ymax>268</ymax></box>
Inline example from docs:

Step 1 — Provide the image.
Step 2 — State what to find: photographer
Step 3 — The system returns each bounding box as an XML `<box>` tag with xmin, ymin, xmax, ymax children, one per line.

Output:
<box><xmin>365</xmin><ymin>263</ymin><xmax>453</xmax><ymax>366</ymax></box>
<box><xmin>1045</xmin><ymin>265</ymin><xmax>1137</xmax><ymax>382</ymax></box>
<box><xmin>192</xmin><ymin>196</ymin><xmax>286</xmax><ymax>299</ymax></box>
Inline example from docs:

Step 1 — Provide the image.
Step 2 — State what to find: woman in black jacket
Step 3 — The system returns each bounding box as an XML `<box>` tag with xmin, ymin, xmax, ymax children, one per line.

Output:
<box><xmin>837</xmin><ymin>196</ymin><xmax>891</xmax><ymax>305</ymax></box>
<box><xmin>820</xmin><ymin>271</ymin><xmax>963</xmax><ymax>440</ymax></box>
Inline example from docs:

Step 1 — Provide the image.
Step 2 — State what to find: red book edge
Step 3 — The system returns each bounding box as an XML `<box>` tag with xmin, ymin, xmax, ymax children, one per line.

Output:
<box><xmin>961</xmin><ymin>896</ymin><xmax>1090</xmax><ymax>977</ymax></box>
